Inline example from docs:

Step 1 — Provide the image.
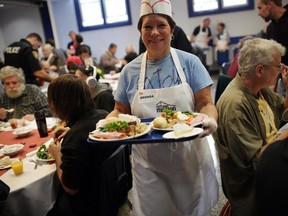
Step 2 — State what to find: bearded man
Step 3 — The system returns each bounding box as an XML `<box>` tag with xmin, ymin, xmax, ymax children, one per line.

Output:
<box><xmin>0</xmin><ymin>66</ymin><xmax>49</xmax><ymax>121</ymax></box>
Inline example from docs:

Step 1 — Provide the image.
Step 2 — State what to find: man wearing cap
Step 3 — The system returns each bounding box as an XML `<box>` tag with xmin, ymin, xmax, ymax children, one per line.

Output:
<box><xmin>65</xmin><ymin>56</ymin><xmax>83</xmax><ymax>74</ymax></box>
<box><xmin>106</xmin><ymin>0</ymin><xmax>219</xmax><ymax>215</ymax></box>
<box><xmin>75</xmin><ymin>65</ymin><xmax>115</xmax><ymax>112</ymax></box>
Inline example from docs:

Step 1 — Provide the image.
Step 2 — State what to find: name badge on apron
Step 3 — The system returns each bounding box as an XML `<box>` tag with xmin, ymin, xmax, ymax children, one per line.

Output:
<box><xmin>138</xmin><ymin>90</ymin><xmax>156</xmax><ymax>103</ymax></box>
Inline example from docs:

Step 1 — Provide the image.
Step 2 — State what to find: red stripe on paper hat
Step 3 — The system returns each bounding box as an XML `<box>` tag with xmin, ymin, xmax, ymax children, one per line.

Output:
<box><xmin>140</xmin><ymin>0</ymin><xmax>172</xmax><ymax>18</ymax></box>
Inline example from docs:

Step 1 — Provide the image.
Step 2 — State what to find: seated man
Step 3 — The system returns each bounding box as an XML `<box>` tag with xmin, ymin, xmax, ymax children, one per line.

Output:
<box><xmin>213</xmin><ymin>38</ymin><xmax>288</xmax><ymax>216</ymax></box>
<box><xmin>75</xmin><ymin>65</ymin><xmax>115</xmax><ymax>112</ymax></box>
<box><xmin>99</xmin><ymin>43</ymin><xmax>121</xmax><ymax>74</ymax></box>
<box><xmin>65</xmin><ymin>56</ymin><xmax>83</xmax><ymax>74</ymax></box>
<box><xmin>0</xmin><ymin>66</ymin><xmax>50</xmax><ymax>121</ymax></box>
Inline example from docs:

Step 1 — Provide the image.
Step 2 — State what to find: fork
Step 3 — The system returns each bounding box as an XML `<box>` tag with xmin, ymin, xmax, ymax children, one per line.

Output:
<box><xmin>0</xmin><ymin>109</ymin><xmax>14</xmax><ymax>114</ymax></box>
<box><xmin>29</xmin><ymin>158</ymin><xmax>42</xmax><ymax>169</ymax></box>
<box><xmin>6</xmin><ymin>109</ymin><xmax>14</xmax><ymax>113</ymax></box>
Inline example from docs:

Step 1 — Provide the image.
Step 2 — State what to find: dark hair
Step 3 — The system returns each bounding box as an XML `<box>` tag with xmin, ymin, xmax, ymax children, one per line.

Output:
<box><xmin>218</xmin><ymin>22</ymin><xmax>225</xmax><ymax>28</ymax></box>
<box><xmin>79</xmin><ymin>45</ymin><xmax>92</xmax><ymax>56</ymax></box>
<box><xmin>47</xmin><ymin>74</ymin><xmax>94</xmax><ymax>124</ymax></box>
<box><xmin>109</xmin><ymin>43</ymin><xmax>117</xmax><ymax>49</ymax></box>
<box><xmin>45</xmin><ymin>38</ymin><xmax>55</xmax><ymax>47</ymax></box>
<box><xmin>76</xmin><ymin>34</ymin><xmax>83</xmax><ymax>44</ymax></box>
<box><xmin>261</xmin><ymin>0</ymin><xmax>282</xmax><ymax>7</ymax></box>
<box><xmin>26</xmin><ymin>32</ymin><xmax>42</xmax><ymax>43</ymax></box>
<box><xmin>137</xmin><ymin>14</ymin><xmax>176</xmax><ymax>31</ymax></box>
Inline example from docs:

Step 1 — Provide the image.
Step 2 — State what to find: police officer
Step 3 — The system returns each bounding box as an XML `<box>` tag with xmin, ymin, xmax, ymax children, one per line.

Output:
<box><xmin>4</xmin><ymin>33</ymin><xmax>53</xmax><ymax>86</ymax></box>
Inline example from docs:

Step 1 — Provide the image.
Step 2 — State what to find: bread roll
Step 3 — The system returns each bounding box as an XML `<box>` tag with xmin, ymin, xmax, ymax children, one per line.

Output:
<box><xmin>153</xmin><ymin>117</ymin><xmax>168</xmax><ymax>128</ymax></box>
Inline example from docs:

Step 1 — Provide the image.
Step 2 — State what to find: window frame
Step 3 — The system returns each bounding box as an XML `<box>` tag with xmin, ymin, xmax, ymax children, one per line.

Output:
<box><xmin>74</xmin><ymin>0</ymin><xmax>132</xmax><ymax>32</ymax></box>
<box><xmin>187</xmin><ymin>0</ymin><xmax>255</xmax><ymax>17</ymax></box>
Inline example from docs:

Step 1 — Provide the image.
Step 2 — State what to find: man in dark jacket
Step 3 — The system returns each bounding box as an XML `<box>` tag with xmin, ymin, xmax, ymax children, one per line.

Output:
<box><xmin>4</xmin><ymin>33</ymin><xmax>53</xmax><ymax>86</ymax></box>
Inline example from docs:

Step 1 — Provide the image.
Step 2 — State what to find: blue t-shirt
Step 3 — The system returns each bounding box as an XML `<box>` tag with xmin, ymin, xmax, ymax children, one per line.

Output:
<box><xmin>115</xmin><ymin>49</ymin><xmax>213</xmax><ymax>105</ymax></box>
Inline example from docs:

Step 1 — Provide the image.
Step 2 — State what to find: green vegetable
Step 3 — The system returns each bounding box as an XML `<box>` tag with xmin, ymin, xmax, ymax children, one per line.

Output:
<box><xmin>36</xmin><ymin>144</ymin><xmax>49</xmax><ymax>159</ymax></box>
<box><xmin>162</xmin><ymin>108</ymin><xmax>175</xmax><ymax>116</ymax></box>
<box><xmin>99</xmin><ymin>121</ymin><xmax>129</xmax><ymax>132</ymax></box>
<box><xmin>182</xmin><ymin>111</ymin><xmax>193</xmax><ymax>116</ymax></box>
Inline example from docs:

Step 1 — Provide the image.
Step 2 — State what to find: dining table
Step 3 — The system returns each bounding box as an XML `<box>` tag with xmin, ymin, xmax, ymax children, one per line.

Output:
<box><xmin>0</xmin><ymin>118</ymin><xmax>59</xmax><ymax>216</ymax></box>
<box><xmin>98</xmin><ymin>72</ymin><xmax>120</xmax><ymax>95</ymax></box>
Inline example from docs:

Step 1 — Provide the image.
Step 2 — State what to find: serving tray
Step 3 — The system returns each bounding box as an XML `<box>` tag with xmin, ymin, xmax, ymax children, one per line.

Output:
<box><xmin>87</xmin><ymin>118</ymin><xmax>203</xmax><ymax>145</ymax></box>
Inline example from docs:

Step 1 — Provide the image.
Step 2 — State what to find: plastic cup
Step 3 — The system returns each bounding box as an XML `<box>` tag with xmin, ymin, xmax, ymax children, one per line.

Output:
<box><xmin>11</xmin><ymin>161</ymin><xmax>23</xmax><ymax>175</ymax></box>
<box><xmin>9</xmin><ymin>119</ymin><xmax>18</xmax><ymax>129</ymax></box>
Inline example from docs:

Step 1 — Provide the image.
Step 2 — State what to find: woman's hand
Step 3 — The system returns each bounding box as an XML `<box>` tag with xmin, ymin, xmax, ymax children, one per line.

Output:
<box><xmin>199</xmin><ymin>117</ymin><xmax>218</xmax><ymax>138</ymax></box>
<box><xmin>53</xmin><ymin>126</ymin><xmax>70</xmax><ymax>143</ymax></box>
<box><xmin>48</xmin><ymin>139</ymin><xmax>61</xmax><ymax>159</ymax></box>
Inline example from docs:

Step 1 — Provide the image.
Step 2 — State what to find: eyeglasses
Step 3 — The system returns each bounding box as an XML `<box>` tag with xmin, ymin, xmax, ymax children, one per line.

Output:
<box><xmin>266</xmin><ymin>63</ymin><xmax>287</xmax><ymax>74</ymax></box>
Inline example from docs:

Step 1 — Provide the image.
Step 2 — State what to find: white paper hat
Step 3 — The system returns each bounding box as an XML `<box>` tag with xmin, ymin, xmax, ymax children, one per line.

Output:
<box><xmin>140</xmin><ymin>0</ymin><xmax>172</xmax><ymax>18</ymax></box>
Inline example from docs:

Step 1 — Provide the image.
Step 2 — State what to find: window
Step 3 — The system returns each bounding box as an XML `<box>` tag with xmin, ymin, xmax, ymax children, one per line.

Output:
<box><xmin>74</xmin><ymin>0</ymin><xmax>132</xmax><ymax>31</ymax></box>
<box><xmin>188</xmin><ymin>0</ymin><xmax>254</xmax><ymax>17</ymax></box>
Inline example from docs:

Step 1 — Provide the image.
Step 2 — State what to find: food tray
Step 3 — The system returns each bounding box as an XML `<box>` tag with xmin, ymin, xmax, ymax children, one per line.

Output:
<box><xmin>87</xmin><ymin>118</ymin><xmax>203</xmax><ymax>145</ymax></box>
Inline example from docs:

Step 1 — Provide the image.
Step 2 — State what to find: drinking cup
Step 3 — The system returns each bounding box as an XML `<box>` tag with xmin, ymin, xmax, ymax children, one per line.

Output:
<box><xmin>11</xmin><ymin>161</ymin><xmax>23</xmax><ymax>175</ymax></box>
<box><xmin>9</xmin><ymin>119</ymin><xmax>18</xmax><ymax>129</ymax></box>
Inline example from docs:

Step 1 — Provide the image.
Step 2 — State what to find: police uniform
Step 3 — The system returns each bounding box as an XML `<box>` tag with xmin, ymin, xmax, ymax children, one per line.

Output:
<box><xmin>4</xmin><ymin>39</ymin><xmax>41</xmax><ymax>85</ymax></box>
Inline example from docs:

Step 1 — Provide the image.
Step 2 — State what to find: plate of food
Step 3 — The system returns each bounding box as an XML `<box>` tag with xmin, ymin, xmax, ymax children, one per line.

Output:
<box><xmin>151</xmin><ymin>109</ymin><xmax>208</xmax><ymax>131</ymax></box>
<box><xmin>0</xmin><ymin>121</ymin><xmax>9</xmax><ymax>132</ymax></box>
<box><xmin>0</xmin><ymin>156</ymin><xmax>20</xmax><ymax>170</ymax></box>
<box><xmin>35</xmin><ymin>144</ymin><xmax>55</xmax><ymax>162</ymax></box>
<box><xmin>1</xmin><ymin>144</ymin><xmax>24</xmax><ymax>157</ymax></box>
<box><xmin>12</xmin><ymin>127</ymin><xmax>33</xmax><ymax>138</ymax></box>
<box><xmin>89</xmin><ymin>115</ymin><xmax>150</xmax><ymax>142</ymax></box>
<box><xmin>163</xmin><ymin>123</ymin><xmax>203</xmax><ymax>139</ymax></box>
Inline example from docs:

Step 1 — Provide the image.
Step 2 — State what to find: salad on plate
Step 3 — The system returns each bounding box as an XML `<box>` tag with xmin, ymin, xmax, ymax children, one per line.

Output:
<box><xmin>151</xmin><ymin>109</ymin><xmax>208</xmax><ymax>131</ymax></box>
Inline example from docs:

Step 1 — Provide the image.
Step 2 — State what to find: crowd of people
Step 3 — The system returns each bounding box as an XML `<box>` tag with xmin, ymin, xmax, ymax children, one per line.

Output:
<box><xmin>1</xmin><ymin>0</ymin><xmax>288</xmax><ymax>215</ymax></box>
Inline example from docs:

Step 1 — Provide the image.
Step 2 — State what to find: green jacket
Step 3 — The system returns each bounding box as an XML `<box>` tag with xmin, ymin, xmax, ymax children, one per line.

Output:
<box><xmin>213</xmin><ymin>74</ymin><xmax>285</xmax><ymax>216</ymax></box>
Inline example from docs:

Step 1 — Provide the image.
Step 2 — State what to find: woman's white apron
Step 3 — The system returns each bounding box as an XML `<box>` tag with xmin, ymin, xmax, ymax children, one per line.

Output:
<box><xmin>130</xmin><ymin>48</ymin><xmax>218</xmax><ymax>216</ymax></box>
<box><xmin>195</xmin><ymin>25</ymin><xmax>209</xmax><ymax>49</ymax></box>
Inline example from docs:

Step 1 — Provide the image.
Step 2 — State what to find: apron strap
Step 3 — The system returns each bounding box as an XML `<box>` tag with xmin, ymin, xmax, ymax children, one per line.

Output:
<box><xmin>170</xmin><ymin>48</ymin><xmax>187</xmax><ymax>83</ymax></box>
<box><xmin>139</xmin><ymin>52</ymin><xmax>147</xmax><ymax>90</ymax></box>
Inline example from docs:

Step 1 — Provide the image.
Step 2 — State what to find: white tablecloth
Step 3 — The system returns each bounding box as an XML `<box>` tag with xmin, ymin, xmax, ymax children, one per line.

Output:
<box><xmin>0</xmin><ymin>135</ymin><xmax>57</xmax><ymax>215</ymax></box>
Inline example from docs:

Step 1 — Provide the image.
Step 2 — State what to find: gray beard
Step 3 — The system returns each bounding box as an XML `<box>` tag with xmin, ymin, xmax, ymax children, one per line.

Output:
<box><xmin>6</xmin><ymin>84</ymin><xmax>25</xmax><ymax>98</ymax></box>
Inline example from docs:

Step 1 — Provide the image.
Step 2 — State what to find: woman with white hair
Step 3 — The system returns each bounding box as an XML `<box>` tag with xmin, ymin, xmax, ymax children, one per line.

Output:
<box><xmin>0</xmin><ymin>66</ymin><xmax>49</xmax><ymax>121</ymax></box>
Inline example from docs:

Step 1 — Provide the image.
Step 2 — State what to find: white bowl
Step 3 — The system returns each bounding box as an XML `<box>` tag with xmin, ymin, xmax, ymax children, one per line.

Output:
<box><xmin>1</xmin><ymin>144</ymin><xmax>24</xmax><ymax>157</ymax></box>
<box><xmin>13</xmin><ymin>127</ymin><xmax>33</xmax><ymax>138</ymax></box>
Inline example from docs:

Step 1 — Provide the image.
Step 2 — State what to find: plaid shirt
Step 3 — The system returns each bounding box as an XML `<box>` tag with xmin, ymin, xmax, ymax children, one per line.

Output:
<box><xmin>0</xmin><ymin>84</ymin><xmax>50</xmax><ymax>120</ymax></box>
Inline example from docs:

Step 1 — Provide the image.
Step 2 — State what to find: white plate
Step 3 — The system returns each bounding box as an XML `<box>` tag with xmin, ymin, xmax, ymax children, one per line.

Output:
<box><xmin>35</xmin><ymin>156</ymin><xmax>55</xmax><ymax>162</ymax></box>
<box><xmin>89</xmin><ymin>124</ymin><xmax>151</xmax><ymax>142</ymax></box>
<box><xmin>150</xmin><ymin>122</ymin><xmax>173</xmax><ymax>131</ymax></box>
<box><xmin>0</xmin><ymin>158</ymin><xmax>20</xmax><ymax>170</ymax></box>
<box><xmin>12</xmin><ymin>127</ymin><xmax>33</xmax><ymax>138</ymax></box>
<box><xmin>151</xmin><ymin>113</ymin><xmax>208</xmax><ymax>131</ymax></box>
<box><xmin>1</xmin><ymin>144</ymin><xmax>24</xmax><ymax>157</ymax></box>
<box><xmin>163</xmin><ymin>128</ymin><xmax>203</xmax><ymax>139</ymax></box>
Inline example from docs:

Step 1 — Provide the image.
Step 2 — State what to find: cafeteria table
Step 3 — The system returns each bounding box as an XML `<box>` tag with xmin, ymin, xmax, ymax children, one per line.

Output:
<box><xmin>0</xmin><ymin>118</ymin><xmax>58</xmax><ymax>216</ymax></box>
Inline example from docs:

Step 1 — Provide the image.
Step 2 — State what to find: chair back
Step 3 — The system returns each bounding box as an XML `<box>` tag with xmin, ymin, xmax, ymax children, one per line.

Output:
<box><xmin>99</xmin><ymin>144</ymin><xmax>132</xmax><ymax>216</ymax></box>
<box><xmin>0</xmin><ymin>180</ymin><xmax>10</xmax><ymax>214</ymax></box>
<box><xmin>222</xmin><ymin>62</ymin><xmax>231</xmax><ymax>75</ymax></box>
<box><xmin>215</xmin><ymin>73</ymin><xmax>233</xmax><ymax>104</ymax></box>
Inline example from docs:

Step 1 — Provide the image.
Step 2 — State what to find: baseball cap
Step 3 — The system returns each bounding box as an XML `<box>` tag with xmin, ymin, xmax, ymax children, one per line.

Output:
<box><xmin>66</xmin><ymin>56</ymin><xmax>83</xmax><ymax>70</ymax></box>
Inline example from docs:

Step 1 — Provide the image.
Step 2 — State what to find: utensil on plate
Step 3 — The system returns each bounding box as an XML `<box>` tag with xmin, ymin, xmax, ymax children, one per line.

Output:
<box><xmin>29</xmin><ymin>158</ymin><xmax>42</xmax><ymax>169</ymax></box>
